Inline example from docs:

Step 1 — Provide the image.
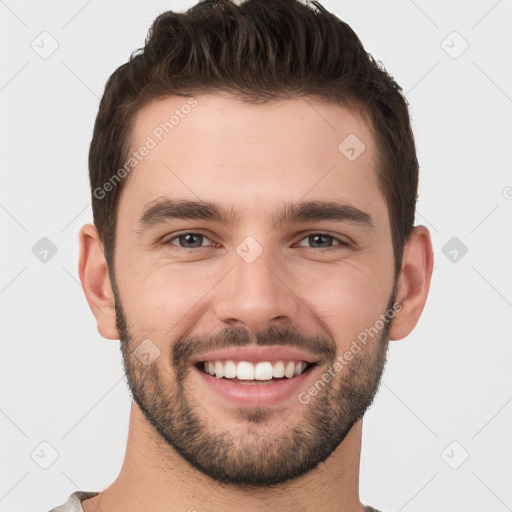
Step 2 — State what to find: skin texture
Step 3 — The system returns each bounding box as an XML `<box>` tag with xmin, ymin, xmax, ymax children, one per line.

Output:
<box><xmin>78</xmin><ymin>93</ymin><xmax>433</xmax><ymax>512</ymax></box>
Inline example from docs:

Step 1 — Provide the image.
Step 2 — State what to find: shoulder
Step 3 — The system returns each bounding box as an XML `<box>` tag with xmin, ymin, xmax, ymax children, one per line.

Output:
<box><xmin>47</xmin><ymin>491</ymin><xmax>100</xmax><ymax>512</ymax></box>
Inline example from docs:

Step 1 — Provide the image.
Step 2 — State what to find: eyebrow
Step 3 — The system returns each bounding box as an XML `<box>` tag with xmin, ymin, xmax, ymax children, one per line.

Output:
<box><xmin>135</xmin><ymin>198</ymin><xmax>376</xmax><ymax>233</ymax></box>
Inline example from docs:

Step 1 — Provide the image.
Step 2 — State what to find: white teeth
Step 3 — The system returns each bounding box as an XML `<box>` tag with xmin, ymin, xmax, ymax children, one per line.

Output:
<box><xmin>214</xmin><ymin>361</ymin><xmax>224</xmax><ymax>379</ymax></box>
<box><xmin>201</xmin><ymin>359</ymin><xmax>310</xmax><ymax>380</ymax></box>
<box><xmin>254</xmin><ymin>362</ymin><xmax>273</xmax><ymax>380</ymax></box>
<box><xmin>294</xmin><ymin>361</ymin><xmax>306</xmax><ymax>376</ymax></box>
<box><xmin>284</xmin><ymin>361</ymin><xmax>296</xmax><ymax>378</ymax></box>
<box><xmin>272</xmin><ymin>360</ymin><xmax>285</xmax><ymax>378</ymax></box>
<box><xmin>237</xmin><ymin>361</ymin><xmax>254</xmax><ymax>380</ymax></box>
<box><xmin>223</xmin><ymin>360</ymin><xmax>237</xmax><ymax>378</ymax></box>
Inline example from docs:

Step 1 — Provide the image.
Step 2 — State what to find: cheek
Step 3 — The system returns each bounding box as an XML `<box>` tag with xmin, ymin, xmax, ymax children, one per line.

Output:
<box><xmin>118</xmin><ymin>248</ymin><xmax>392</xmax><ymax>345</ymax></box>
<box><xmin>292</xmin><ymin>260</ymin><xmax>391</xmax><ymax>344</ymax></box>
<box><xmin>121</xmin><ymin>262</ymin><xmax>221</xmax><ymax>324</ymax></box>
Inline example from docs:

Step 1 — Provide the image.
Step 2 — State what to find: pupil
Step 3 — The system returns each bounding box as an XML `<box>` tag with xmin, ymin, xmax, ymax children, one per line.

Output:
<box><xmin>311</xmin><ymin>234</ymin><xmax>330</xmax><ymax>247</ymax></box>
<box><xmin>182</xmin><ymin>234</ymin><xmax>202</xmax><ymax>248</ymax></box>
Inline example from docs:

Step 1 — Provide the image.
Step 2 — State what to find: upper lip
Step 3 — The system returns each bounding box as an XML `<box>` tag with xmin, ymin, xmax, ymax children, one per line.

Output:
<box><xmin>189</xmin><ymin>346</ymin><xmax>320</xmax><ymax>365</ymax></box>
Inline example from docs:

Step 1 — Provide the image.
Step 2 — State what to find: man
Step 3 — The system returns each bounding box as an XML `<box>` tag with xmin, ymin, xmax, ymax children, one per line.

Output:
<box><xmin>49</xmin><ymin>0</ymin><xmax>433</xmax><ymax>510</ymax></box>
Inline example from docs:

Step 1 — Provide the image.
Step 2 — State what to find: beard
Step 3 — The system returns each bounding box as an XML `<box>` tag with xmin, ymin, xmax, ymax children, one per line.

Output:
<box><xmin>112</xmin><ymin>275</ymin><xmax>396</xmax><ymax>489</ymax></box>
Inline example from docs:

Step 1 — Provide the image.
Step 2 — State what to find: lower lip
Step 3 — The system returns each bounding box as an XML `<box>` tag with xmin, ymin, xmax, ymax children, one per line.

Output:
<box><xmin>192</xmin><ymin>364</ymin><xmax>318</xmax><ymax>407</ymax></box>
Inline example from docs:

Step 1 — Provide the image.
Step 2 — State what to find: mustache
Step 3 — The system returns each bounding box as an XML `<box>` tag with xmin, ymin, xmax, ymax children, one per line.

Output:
<box><xmin>172</xmin><ymin>324</ymin><xmax>336</xmax><ymax>369</ymax></box>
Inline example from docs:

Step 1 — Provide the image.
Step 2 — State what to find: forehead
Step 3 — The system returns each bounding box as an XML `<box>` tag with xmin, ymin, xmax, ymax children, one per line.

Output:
<box><xmin>119</xmin><ymin>92</ymin><xmax>387</xmax><ymax>230</ymax></box>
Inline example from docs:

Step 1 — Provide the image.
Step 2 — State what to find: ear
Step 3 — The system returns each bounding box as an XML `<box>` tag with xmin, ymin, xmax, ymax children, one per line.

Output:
<box><xmin>78</xmin><ymin>223</ymin><xmax>119</xmax><ymax>340</ymax></box>
<box><xmin>389</xmin><ymin>225</ymin><xmax>434</xmax><ymax>341</ymax></box>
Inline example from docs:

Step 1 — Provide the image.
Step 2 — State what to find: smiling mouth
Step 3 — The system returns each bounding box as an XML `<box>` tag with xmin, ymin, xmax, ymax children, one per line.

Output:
<box><xmin>195</xmin><ymin>359</ymin><xmax>318</xmax><ymax>384</ymax></box>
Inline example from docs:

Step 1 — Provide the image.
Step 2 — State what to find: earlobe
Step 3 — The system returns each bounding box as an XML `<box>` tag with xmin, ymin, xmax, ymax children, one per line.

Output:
<box><xmin>389</xmin><ymin>225</ymin><xmax>434</xmax><ymax>341</ymax></box>
<box><xmin>78</xmin><ymin>223</ymin><xmax>119</xmax><ymax>340</ymax></box>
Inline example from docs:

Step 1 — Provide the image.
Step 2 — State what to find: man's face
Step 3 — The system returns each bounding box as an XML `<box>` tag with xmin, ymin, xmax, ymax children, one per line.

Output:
<box><xmin>111</xmin><ymin>93</ymin><xmax>397</xmax><ymax>487</ymax></box>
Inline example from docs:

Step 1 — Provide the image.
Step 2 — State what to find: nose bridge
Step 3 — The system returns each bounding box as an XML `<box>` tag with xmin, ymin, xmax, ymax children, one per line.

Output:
<box><xmin>213</xmin><ymin>236</ymin><xmax>301</xmax><ymax>330</ymax></box>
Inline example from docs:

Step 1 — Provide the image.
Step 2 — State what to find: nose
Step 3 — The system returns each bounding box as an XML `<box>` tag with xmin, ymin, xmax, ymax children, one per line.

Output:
<box><xmin>213</xmin><ymin>244</ymin><xmax>302</xmax><ymax>333</ymax></box>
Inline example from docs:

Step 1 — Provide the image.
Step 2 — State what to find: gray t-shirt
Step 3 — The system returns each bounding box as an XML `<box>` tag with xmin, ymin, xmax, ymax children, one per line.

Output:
<box><xmin>48</xmin><ymin>491</ymin><xmax>98</xmax><ymax>512</ymax></box>
<box><xmin>48</xmin><ymin>490</ymin><xmax>384</xmax><ymax>511</ymax></box>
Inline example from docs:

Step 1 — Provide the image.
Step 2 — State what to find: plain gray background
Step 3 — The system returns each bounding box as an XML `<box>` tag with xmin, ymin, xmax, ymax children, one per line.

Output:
<box><xmin>1</xmin><ymin>1</ymin><xmax>511</xmax><ymax>511</ymax></box>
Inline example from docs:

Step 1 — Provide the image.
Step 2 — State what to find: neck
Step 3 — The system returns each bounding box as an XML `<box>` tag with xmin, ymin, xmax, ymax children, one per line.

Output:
<box><xmin>83</xmin><ymin>402</ymin><xmax>366</xmax><ymax>512</ymax></box>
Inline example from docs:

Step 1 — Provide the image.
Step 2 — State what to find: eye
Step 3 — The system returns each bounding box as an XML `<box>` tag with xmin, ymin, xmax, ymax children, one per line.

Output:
<box><xmin>162</xmin><ymin>231</ymin><xmax>349</xmax><ymax>250</ymax></box>
<box><xmin>163</xmin><ymin>231</ymin><xmax>215</xmax><ymax>249</ymax></box>
<box><xmin>296</xmin><ymin>233</ymin><xmax>349</xmax><ymax>249</ymax></box>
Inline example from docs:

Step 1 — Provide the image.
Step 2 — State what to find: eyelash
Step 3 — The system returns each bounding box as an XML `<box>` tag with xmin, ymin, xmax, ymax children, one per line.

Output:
<box><xmin>162</xmin><ymin>230</ymin><xmax>350</xmax><ymax>251</ymax></box>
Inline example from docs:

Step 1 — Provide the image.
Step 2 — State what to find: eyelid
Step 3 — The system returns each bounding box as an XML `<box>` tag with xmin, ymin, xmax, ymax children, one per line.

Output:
<box><xmin>162</xmin><ymin>230</ymin><xmax>350</xmax><ymax>249</ymax></box>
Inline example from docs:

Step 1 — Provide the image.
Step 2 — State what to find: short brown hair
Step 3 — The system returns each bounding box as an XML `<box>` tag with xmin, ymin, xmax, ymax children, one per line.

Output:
<box><xmin>89</xmin><ymin>0</ymin><xmax>419</xmax><ymax>280</ymax></box>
